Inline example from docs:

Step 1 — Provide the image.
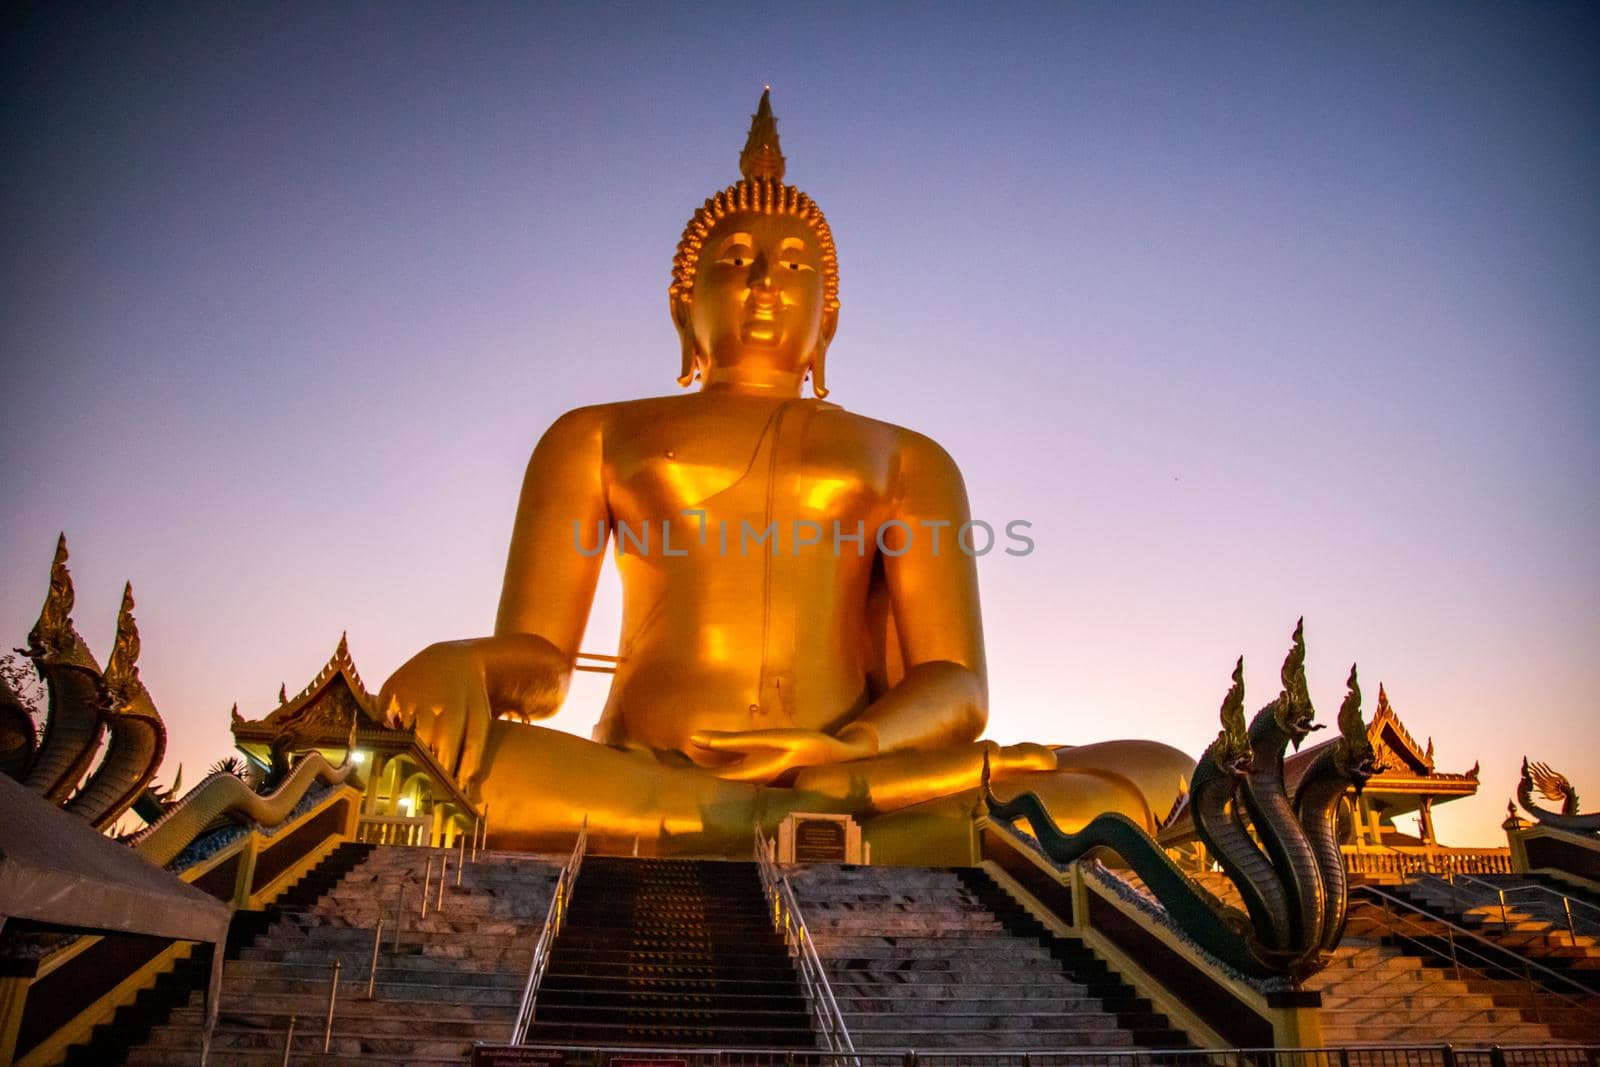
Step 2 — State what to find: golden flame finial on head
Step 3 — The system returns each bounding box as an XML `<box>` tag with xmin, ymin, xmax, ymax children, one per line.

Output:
<box><xmin>672</xmin><ymin>89</ymin><xmax>841</xmax><ymax>396</ymax></box>
<box><xmin>1209</xmin><ymin>656</ymin><xmax>1252</xmax><ymax>773</ymax></box>
<box><xmin>1334</xmin><ymin>663</ymin><xmax>1374</xmax><ymax>786</ymax></box>
<box><xmin>1336</xmin><ymin>664</ymin><xmax>1362</xmax><ymax>742</ymax></box>
<box><xmin>739</xmin><ymin>87</ymin><xmax>786</xmax><ymax>182</ymax></box>
<box><xmin>28</xmin><ymin>532</ymin><xmax>75</xmax><ymax>656</ymax></box>
<box><xmin>105</xmin><ymin>581</ymin><xmax>143</xmax><ymax>704</ymax></box>
<box><xmin>1280</xmin><ymin>617</ymin><xmax>1309</xmax><ymax>708</ymax></box>
<box><xmin>1274</xmin><ymin>618</ymin><xmax>1318</xmax><ymax>747</ymax></box>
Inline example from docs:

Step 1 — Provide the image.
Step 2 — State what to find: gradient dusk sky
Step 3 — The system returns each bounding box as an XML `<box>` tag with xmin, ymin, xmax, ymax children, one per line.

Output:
<box><xmin>3</xmin><ymin>4</ymin><xmax>1595</xmax><ymax>845</ymax></box>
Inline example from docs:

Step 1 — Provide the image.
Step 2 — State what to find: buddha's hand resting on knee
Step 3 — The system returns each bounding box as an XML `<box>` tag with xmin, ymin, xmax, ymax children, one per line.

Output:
<box><xmin>689</xmin><ymin>727</ymin><xmax>878</xmax><ymax>784</ymax></box>
<box><xmin>378</xmin><ymin>634</ymin><xmax>568</xmax><ymax>789</ymax></box>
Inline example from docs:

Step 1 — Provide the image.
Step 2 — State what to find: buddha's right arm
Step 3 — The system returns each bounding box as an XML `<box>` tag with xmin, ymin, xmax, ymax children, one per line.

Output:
<box><xmin>495</xmin><ymin>404</ymin><xmax>610</xmax><ymax>652</ymax></box>
<box><xmin>378</xmin><ymin>406</ymin><xmax>610</xmax><ymax>788</ymax></box>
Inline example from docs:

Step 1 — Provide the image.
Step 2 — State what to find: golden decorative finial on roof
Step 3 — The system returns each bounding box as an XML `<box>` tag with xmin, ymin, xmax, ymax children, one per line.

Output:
<box><xmin>1375</xmin><ymin>682</ymin><xmax>1391</xmax><ymax>718</ymax></box>
<box><xmin>278</xmin><ymin>683</ymin><xmax>288</xmax><ymax>705</ymax></box>
<box><xmin>739</xmin><ymin>87</ymin><xmax>786</xmax><ymax>182</ymax></box>
<box><xmin>28</xmin><ymin>533</ymin><xmax>75</xmax><ymax>655</ymax></box>
<box><xmin>104</xmin><ymin>582</ymin><xmax>143</xmax><ymax>704</ymax></box>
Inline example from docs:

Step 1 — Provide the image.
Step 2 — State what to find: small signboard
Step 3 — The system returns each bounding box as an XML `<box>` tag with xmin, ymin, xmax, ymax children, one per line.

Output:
<box><xmin>794</xmin><ymin>817</ymin><xmax>848</xmax><ymax>863</ymax></box>
<box><xmin>775</xmin><ymin>811</ymin><xmax>863</xmax><ymax>864</ymax></box>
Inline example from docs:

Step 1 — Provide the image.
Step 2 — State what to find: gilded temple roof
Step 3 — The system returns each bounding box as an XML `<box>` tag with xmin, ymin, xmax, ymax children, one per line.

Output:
<box><xmin>230</xmin><ymin>633</ymin><xmax>385</xmax><ymax>745</ymax></box>
<box><xmin>1285</xmin><ymin>682</ymin><xmax>1480</xmax><ymax>806</ymax></box>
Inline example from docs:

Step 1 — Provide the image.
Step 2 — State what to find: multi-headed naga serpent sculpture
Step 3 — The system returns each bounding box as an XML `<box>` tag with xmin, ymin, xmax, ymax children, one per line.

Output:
<box><xmin>983</xmin><ymin>621</ymin><xmax>1376</xmax><ymax>981</ymax></box>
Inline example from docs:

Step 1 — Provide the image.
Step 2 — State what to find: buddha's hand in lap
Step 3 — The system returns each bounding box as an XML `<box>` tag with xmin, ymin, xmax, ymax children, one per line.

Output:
<box><xmin>688</xmin><ymin>727</ymin><xmax>877</xmax><ymax>784</ymax></box>
<box><xmin>378</xmin><ymin>634</ymin><xmax>568</xmax><ymax>789</ymax></box>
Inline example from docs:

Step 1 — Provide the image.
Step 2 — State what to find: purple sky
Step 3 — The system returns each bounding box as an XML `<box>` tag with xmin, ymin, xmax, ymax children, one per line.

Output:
<box><xmin>3</xmin><ymin>5</ymin><xmax>1595</xmax><ymax>845</ymax></box>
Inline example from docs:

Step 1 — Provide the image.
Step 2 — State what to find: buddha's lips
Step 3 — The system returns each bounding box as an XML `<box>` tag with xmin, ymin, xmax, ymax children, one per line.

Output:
<box><xmin>744</xmin><ymin>296</ymin><xmax>782</xmax><ymax>319</ymax></box>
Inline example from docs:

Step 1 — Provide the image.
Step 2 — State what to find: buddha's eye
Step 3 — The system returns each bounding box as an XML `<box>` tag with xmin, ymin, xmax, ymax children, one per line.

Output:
<box><xmin>715</xmin><ymin>235</ymin><xmax>755</xmax><ymax>268</ymax></box>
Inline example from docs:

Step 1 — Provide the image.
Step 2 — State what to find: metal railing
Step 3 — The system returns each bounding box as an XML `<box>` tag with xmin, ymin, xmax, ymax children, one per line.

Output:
<box><xmin>509</xmin><ymin>816</ymin><xmax>588</xmax><ymax>1044</ymax></box>
<box><xmin>1429</xmin><ymin>871</ymin><xmax>1600</xmax><ymax>945</ymax></box>
<box><xmin>754</xmin><ymin>827</ymin><xmax>857</xmax><ymax>1059</ymax></box>
<box><xmin>1352</xmin><ymin>883</ymin><xmax>1600</xmax><ymax>1028</ymax></box>
<box><xmin>469</xmin><ymin>1043</ymin><xmax>1600</xmax><ymax>1067</ymax></box>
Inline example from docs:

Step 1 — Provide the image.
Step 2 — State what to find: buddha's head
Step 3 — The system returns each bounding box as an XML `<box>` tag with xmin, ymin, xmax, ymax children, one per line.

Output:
<box><xmin>671</xmin><ymin>91</ymin><xmax>840</xmax><ymax>397</ymax></box>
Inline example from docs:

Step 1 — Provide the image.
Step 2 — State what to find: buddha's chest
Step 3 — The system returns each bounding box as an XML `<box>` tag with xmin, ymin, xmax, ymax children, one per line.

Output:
<box><xmin>605</xmin><ymin>404</ymin><xmax>890</xmax><ymax>527</ymax></box>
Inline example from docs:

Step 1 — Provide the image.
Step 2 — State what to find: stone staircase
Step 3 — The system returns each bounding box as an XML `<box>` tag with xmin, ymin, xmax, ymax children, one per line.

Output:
<box><xmin>1103</xmin><ymin>862</ymin><xmax>1598</xmax><ymax>1044</ymax></box>
<box><xmin>1385</xmin><ymin>874</ymin><xmax>1600</xmax><ymax>994</ymax></box>
<box><xmin>784</xmin><ymin>862</ymin><xmax>1190</xmax><ymax>1050</ymax></box>
<box><xmin>1306</xmin><ymin>899</ymin><xmax>1597</xmax><ymax>1044</ymax></box>
<box><xmin>110</xmin><ymin>843</ymin><xmax>562</xmax><ymax>1065</ymax></box>
<box><xmin>526</xmin><ymin>856</ymin><xmax>815</xmax><ymax>1047</ymax></box>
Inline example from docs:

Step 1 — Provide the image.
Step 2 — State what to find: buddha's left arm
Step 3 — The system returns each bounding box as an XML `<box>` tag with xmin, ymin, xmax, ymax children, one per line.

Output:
<box><xmin>839</xmin><ymin>431</ymin><xmax>989</xmax><ymax>755</ymax></box>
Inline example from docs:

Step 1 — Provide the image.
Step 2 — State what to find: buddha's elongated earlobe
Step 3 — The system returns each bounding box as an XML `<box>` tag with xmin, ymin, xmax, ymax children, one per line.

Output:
<box><xmin>809</xmin><ymin>347</ymin><xmax>829</xmax><ymax>399</ymax></box>
<box><xmin>808</xmin><ymin>305</ymin><xmax>839</xmax><ymax>399</ymax></box>
<box><xmin>677</xmin><ymin>334</ymin><xmax>699</xmax><ymax>388</ymax></box>
<box><xmin>672</xmin><ymin>295</ymin><xmax>700</xmax><ymax>388</ymax></box>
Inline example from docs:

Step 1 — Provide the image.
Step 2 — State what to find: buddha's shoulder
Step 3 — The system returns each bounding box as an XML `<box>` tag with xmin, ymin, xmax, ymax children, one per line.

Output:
<box><xmin>536</xmin><ymin>396</ymin><xmax>958</xmax><ymax>468</ymax></box>
<box><xmin>817</xmin><ymin>405</ymin><xmax>946</xmax><ymax>449</ymax></box>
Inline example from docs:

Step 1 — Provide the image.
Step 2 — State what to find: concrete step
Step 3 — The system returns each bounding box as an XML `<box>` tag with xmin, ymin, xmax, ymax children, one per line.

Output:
<box><xmin>849</xmin><ymin>1027</ymin><xmax>1138</xmax><ymax>1050</ymax></box>
<box><xmin>167</xmin><ymin>1005</ymin><xmax>508</xmax><ymax>1039</ymax></box>
<box><xmin>225</xmin><ymin>957</ymin><xmax>526</xmax><ymax>987</ymax></box>
<box><xmin>835</xmin><ymin>993</ymin><xmax>1113</xmax><ymax>1013</ymax></box>
<box><xmin>198</xmin><ymin>988</ymin><xmax>516</xmax><ymax>1019</ymax></box>
<box><xmin>131</xmin><ymin>1023</ymin><xmax>474</xmax><ymax>1061</ymax></box>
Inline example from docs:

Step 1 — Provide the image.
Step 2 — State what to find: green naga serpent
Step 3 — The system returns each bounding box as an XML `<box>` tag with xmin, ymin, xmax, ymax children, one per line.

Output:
<box><xmin>982</xmin><ymin>621</ymin><xmax>1377</xmax><ymax>981</ymax></box>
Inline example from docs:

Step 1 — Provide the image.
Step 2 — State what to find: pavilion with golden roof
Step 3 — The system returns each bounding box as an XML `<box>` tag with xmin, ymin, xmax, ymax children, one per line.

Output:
<box><xmin>229</xmin><ymin>635</ymin><xmax>478</xmax><ymax>848</ymax></box>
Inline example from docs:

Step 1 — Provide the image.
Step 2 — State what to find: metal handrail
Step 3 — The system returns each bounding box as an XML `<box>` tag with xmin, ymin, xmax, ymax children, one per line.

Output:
<box><xmin>1353</xmin><ymin>883</ymin><xmax>1600</xmax><ymax>1024</ymax></box>
<box><xmin>510</xmin><ymin>816</ymin><xmax>588</xmax><ymax>1044</ymax></box>
<box><xmin>1440</xmin><ymin>870</ymin><xmax>1600</xmax><ymax>926</ymax></box>
<box><xmin>754</xmin><ymin>828</ymin><xmax>857</xmax><ymax>1059</ymax></box>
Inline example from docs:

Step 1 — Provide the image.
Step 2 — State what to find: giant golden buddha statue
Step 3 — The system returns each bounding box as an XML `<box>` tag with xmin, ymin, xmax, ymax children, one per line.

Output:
<box><xmin>379</xmin><ymin>92</ymin><xmax>1193</xmax><ymax>858</ymax></box>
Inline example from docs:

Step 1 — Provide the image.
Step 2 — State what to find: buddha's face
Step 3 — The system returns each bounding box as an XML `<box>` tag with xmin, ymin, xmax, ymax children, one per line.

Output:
<box><xmin>679</xmin><ymin>211</ymin><xmax>836</xmax><ymax>386</ymax></box>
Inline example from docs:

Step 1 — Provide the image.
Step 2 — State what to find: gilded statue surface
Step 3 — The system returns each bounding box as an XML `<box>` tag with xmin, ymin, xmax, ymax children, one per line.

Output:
<box><xmin>379</xmin><ymin>93</ymin><xmax>1192</xmax><ymax>856</ymax></box>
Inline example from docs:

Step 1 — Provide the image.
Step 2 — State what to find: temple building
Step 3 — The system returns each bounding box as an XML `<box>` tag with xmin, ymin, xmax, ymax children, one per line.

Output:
<box><xmin>1286</xmin><ymin>682</ymin><xmax>1504</xmax><ymax>876</ymax></box>
<box><xmin>229</xmin><ymin>635</ymin><xmax>477</xmax><ymax>847</ymax></box>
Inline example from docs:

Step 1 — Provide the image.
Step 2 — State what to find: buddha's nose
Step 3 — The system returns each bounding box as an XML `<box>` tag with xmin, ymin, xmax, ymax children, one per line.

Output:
<box><xmin>748</xmin><ymin>253</ymin><xmax>775</xmax><ymax>291</ymax></box>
